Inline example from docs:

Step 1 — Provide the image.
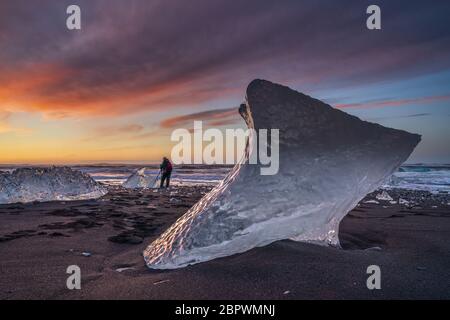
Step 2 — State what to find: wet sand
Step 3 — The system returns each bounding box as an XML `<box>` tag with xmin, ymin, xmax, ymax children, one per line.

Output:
<box><xmin>0</xmin><ymin>186</ymin><xmax>449</xmax><ymax>299</ymax></box>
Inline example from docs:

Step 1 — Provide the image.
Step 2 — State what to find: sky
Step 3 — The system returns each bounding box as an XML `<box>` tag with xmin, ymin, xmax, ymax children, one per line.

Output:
<box><xmin>0</xmin><ymin>0</ymin><xmax>449</xmax><ymax>164</ymax></box>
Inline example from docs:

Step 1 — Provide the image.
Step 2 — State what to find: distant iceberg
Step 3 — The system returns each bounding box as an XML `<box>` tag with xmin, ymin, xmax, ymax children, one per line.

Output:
<box><xmin>144</xmin><ymin>79</ymin><xmax>421</xmax><ymax>269</ymax></box>
<box><xmin>0</xmin><ymin>167</ymin><xmax>107</xmax><ymax>204</ymax></box>
<box><xmin>122</xmin><ymin>168</ymin><xmax>158</xmax><ymax>189</ymax></box>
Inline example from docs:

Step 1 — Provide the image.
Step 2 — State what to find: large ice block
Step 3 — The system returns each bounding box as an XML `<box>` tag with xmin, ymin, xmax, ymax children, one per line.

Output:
<box><xmin>0</xmin><ymin>166</ymin><xmax>107</xmax><ymax>204</ymax></box>
<box><xmin>144</xmin><ymin>79</ymin><xmax>421</xmax><ymax>269</ymax></box>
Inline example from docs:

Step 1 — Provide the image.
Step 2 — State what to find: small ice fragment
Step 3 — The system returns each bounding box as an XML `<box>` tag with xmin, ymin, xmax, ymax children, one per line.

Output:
<box><xmin>116</xmin><ymin>267</ymin><xmax>135</xmax><ymax>273</ymax></box>
<box><xmin>283</xmin><ymin>290</ymin><xmax>290</xmax><ymax>295</ymax></box>
<box><xmin>416</xmin><ymin>266</ymin><xmax>427</xmax><ymax>271</ymax></box>
<box><xmin>81</xmin><ymin>252</ymin><xmax>91</xmax><ymax>257</ymax></box>
<box><xmin>123</xmin><ymin>168</ymin><xmax>158</xmax><ymax>189</ymax></box>
<box><xmin>376</xmin><ymin>191</ymin><xmax>393</xmax><ymax>201</ymax></box>
<box><xmin>389</xmin><ymin>200</ymin><xmax>397</xmax><ymax>205</ymax></box>
<box><xmin>399</xmin><ymin>198</ymin><xmax>409</xmax><ymax>205</ymax></box>
<box><xmin>365</xmin><ymin>246</ymin><xmax>382</xmax><ymax>251</ymax></box>
<box><xmin>364</xmin><ymin>200</ymin><xmax>379</xmax><ymax>204</ymax></box>
<box><xmin>153</xmin><ymin>279</ymin><xmax>170</xmax><ymax>285</ymax></box>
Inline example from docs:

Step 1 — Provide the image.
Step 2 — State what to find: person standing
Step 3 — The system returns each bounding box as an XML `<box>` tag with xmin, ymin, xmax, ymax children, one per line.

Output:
<box><xmin>159</xmin><ymin>156</ymin><xmax>173</xmax><ymax>188</ymax></box>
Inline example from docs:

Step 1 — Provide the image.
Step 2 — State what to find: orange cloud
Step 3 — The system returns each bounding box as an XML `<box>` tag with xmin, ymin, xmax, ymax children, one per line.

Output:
<box><xmin>93</xmin><ymin>124</ymin><xmax>144</xmax><ymax>136</ymax></box>
<box><xmin>0</xmin><ymin>61</ymin><xmax>240</xmax><ymax>120</ymax></box>
<box><xmin>0</xmin><ymin>110</ymin><xmax>32</xmax><ymax>135</ymax></box>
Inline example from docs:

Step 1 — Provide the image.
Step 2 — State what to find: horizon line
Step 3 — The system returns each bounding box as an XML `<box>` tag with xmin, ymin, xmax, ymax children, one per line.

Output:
<box><xmin>0</xmin><ymin>162</ymin><xmax>449</xmax><ymax>167</ymax></box>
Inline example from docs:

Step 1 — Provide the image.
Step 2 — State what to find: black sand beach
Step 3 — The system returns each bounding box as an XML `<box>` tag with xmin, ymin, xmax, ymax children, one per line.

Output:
<box><xmin>0</xmin><ymin>186</ymin><xmax>449</xmax><ymax>299</ymax></box>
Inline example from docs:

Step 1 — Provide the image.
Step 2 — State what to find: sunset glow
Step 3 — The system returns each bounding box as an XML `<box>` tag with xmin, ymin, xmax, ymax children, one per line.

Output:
<box><xmin>1</xmin><ymin>0</ymin><xmax>450</xmax><ymax>164</ymax></box>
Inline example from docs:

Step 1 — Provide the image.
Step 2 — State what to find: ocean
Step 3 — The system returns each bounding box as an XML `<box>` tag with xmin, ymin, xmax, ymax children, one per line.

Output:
<box><xmin>75</xmin><ymin>165</ymin><xmax>232</xmax><ymax>187</ymax></box>
<box><xmin>1</xmin><ymin>164</ymin><xmax>449</xmax><ymax>193</ymax></box>
<box><xmin>383</xmin><ymin>164</ymin><xmax>450</xmax><ymax>193</ymax></box>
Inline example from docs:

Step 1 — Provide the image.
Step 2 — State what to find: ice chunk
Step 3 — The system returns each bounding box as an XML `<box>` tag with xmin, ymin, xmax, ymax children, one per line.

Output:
<box><xmin>115</xmin><ymin>267</ymin><xmax>135</xmax><ymax>272</ymax></box>
<box><xmin>122</xmin><ymin>168</ymin><xmax>158</xmax><ymax>189</ymax></box>
<box><xmin>143</xmin><ymin>79</ymin><xmax>421</xmax><ymax>269</ymax></box>
<box><xmin>0</xmin><ymin>167</ymin><xmax>107</xmax><ymax>204</ymax></box>
<box><xmin>376</xmin><ymin>190</ymin><xmax>394</xmax><ymax>201</ymax></box>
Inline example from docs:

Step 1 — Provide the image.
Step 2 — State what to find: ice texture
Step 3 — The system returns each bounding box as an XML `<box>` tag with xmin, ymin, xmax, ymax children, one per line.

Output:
<box><xmin>122</xmin><ymin>168</ymin><xmax>158</xmax><ymax>189</ymax></box>
<box><xmin>0</xmin><ymin>166</ymin><xmax>107</xmax><ymax>204</ymax></box>
<box><xmin>143</xmin><ymin>79</ymin><xmax>421</xmax><ymax>269</ymax></box>
<box><xmin>375</xmin><ymin>190</ymin><xmax>393</xmax><ymax>201</ymax></box>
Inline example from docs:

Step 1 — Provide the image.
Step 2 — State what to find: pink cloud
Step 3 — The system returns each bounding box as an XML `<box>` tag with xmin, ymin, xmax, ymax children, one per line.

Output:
<box><xmin>335</xmin><ymin>95</ymin><xmax>450</xmax><ymax>109</ymax></box>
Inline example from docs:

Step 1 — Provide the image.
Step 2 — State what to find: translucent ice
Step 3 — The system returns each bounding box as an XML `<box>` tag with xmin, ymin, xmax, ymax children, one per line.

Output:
<box><xmin>143</xmin><ymin>79</ymin><xmax>421</xmax><ymax>269</ymax></box>
<box><xmin>122</xmin><ymin>168</ymin><xmax>158</xmax><ymax>189</ymax></box>
<box><xmin>375</xmin><ymin>191</ymin><xmax>393</xmax><ymax>201</ymax></box>
<box><xmin>0</xmin><ymin>166</ymin><xmax>107</xmax><ymax>204</ymax></box>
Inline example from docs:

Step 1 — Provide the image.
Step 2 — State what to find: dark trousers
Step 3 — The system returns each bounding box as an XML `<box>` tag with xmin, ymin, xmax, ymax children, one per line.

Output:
<box><xmin>160</xmin><ymin>171</ymin><xmax>171</xmax><ymax>188</ymax></box>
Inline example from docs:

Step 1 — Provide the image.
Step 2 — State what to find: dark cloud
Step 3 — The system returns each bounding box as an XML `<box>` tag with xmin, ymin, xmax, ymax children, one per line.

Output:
<box><xmin>366</xmin><ymin>113</ymin><xmax>431</xmax><ymax>121</ymax></box>
<box><xmin>336</xmin><ymin>95</ymin><xmax>450</xmax><ymax>109</ymax></box>
<box><xmin>1</xmin><ymin>0</ymin><xmax>450</xmax><ymax>117</ymax></box>
<box><xmin>160</xmin><ymin>107</ymin><xmax>240</xmax><ymax>128</ymax></box>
